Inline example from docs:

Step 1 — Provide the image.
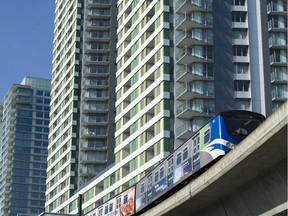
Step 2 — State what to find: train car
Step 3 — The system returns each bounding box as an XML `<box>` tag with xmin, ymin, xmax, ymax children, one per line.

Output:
<box><xmin>135</xmin><ymin>110</ymin><xmax>265</xmax><ymax>214</ymax></box>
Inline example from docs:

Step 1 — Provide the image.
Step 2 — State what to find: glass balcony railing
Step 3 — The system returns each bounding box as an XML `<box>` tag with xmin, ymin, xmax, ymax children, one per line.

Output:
<box><xmin>176</xmin><ymin>46</ymin><xmax>213</xmax><ymax>62</ymax></box>
<box><xmin>176</xmin><ymin>101</ymin><xmax>215</xmax><ymax>116</ymax></box>
<box><xmin>176</xmin><ymin>29</ymin><xmax>213</xmax><ymax>45</ymax></box>
<box><xmin>176</xmin><ymin>12</ymin><xmax>212</xmax><ymax>28</ymax></box>
<box><xmin>176</xmin><ymin>64</ymin><xmax>213</xmax><ymax>81</ymax></box>
<box><xmin>176</xmin><ymin>82</ymin><xmax>214</xmax><ymax>98</ymax></box>
<box><xmin>175</xmin><ymin>0</ymin><xmax>212</xmax><ymax>12</ymax></box>
<box><xmin>267</xmin><ymin>2</ymin><xmax>287</xmax><ymax>13</ymax></box>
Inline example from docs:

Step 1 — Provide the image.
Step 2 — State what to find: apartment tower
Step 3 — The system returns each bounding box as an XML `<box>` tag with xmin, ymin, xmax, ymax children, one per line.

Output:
<box><xmin>45</xmin><ymin>0</ymin><xmax>287</xmax><ymax>214</ymax></box>
<box><xmin>45</xmin><ymin>0</ymin><xmax>117</xmax><ymax>212</ymax></box>
<box><xmin>0</xmin><ymin>77</ymin><xmax>51</xmax><ymax>216</ymax></box>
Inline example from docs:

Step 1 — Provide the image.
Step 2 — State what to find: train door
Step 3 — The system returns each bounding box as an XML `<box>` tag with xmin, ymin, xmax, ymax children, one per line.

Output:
<box><xmin>192</xmin><ymin>133</ymin><xmax>200</xmax><ymax>171</ymax></box>
<box><xmin>167</xmin><ymin>156</ymin><xmax>174</xmax><ymax>188</ymax></box>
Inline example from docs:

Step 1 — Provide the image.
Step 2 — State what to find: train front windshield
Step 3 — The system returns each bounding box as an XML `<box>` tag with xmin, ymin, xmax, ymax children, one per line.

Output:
<box><xmin>223</xmin><ymin>112</ymin><xmax>265</xmax><ymax>142</ymax></box>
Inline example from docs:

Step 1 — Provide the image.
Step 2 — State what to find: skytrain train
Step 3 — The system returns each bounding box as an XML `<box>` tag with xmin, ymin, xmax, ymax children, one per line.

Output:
<box><xmin>84</xmin><ymin>110</ymin><xmax>265</xmax><ymax>216</ymax></box>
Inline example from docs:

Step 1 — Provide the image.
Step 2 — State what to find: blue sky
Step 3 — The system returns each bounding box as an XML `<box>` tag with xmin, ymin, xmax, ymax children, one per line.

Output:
<box><xmin>0</xmin><ymin>1</ymin><xmax>55</xmax><ymax>102</ymax></box>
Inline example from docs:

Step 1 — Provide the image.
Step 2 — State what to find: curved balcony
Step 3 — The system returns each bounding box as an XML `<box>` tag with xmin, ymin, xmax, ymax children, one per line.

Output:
<box><xmin>175</xmin><ymin>121</ymin><xmax>195</xmax><ymax>140</ymax></box>
<box><xmin>176</xmin><ymin>0</ymin><xmax>212</xmax><ymax>14</ymax></box>
<box><xmin>271</xmin><ymin>87</ymin><xmax>287</xmax><ymax>101</ymax></box>
<box><xmin>271</xmin><ymin>70</ymin><xmax>288</xmax><ymax>84</ymax></box>
<box><xmin>176</xmin><ymin>12</ymin><xmax>212</xmax><ymax>30</ymax></box>
<box><xmin>176</xmin><ymin>46</ymin><xmax>213</xmax><ymax>65</ymax></box>
<box><xmin>176</xmin><ymin>29</ymin><xmax>213</xmax><ymax>47</ymax></box>
<box><xmin>269</xmin><ymin>37</ymin><xmax>287</xmax><ymax>49</ymax></box>
<box><xmin>176</xmin><ymin>64</ymin><xmax>213</xmax><ymax>82</ymax></box>
<box><xmin>270</xmin><ymin>53</ymin><xmax>287</xmax><ymax>66</ymax></box>
<box><xmin>81</xmin><ymin>128</ymin><xmax>108</xmax><ymax>139</ymax></box>
<box><xmin>176</xmin><ymin>82</ymin><xmax>214</xmax><ymax>100</ymax></box>
<box><xmin>86</xmin><ymin>0</ymin><xmax>111</xmax><ymax>9</ymax></box>
<box><xmin>80</xmin><ymin>142</ymin><xmax>108</xmax><ymax>152</ymax></box>
<box><xmin>84</xmin><ymin>32</ymin><xmax>110</xmax><ymax>43</ymax></box>
<box><xmin>83</xmin><ymin>67</ymin><xmax>109</xmax><ymax>78</ymax></box>
<box><xmin>268</xmin><ymin>19</ymin><xmax>287</xmax><ymax>32</ymax></box>
<box><xmin>267</xmin><ymin>2</ymin><xmax>287</xmax><ymax>15</ymax></box>
<box><xmin>176</xmin><ymin>101</ymin><xmax>214</xmax><ymax>119</ymax></box>
<box><xmin>82</xmin><ymin>79</ymin><xmax>109</xmax><ymax>89</ymax></box>
<box><xmin>85</xmin><ymin>20</ymin><xmax>111</xmax><ymax>31</ymax></box>
<box><xmin>85</xmin><ymin>9</ymin><xmax>111</xmax><ymax>19</ymax></box>
<box><xmin>84</xmin><ymin>44</ymin><xmax>110</xmax><ymax>54</ymax></box>
<box><xmin>82</xmin><ymin>104</ymin><xmax>108</xmax><ymax>114</ymax></box>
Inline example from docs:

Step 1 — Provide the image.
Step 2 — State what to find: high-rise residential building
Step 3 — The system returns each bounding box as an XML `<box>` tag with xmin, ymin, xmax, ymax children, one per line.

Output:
<box><xmin>45</xmin><ymin>0</ymin><xmax>117</xmax><ymax>212</ymax></box>
<box><xmin>45</xmin><ymin>0</ymin><xmax>287</xmax><ymax>214</ymax></box>
<box><xmin>0</xmin><ymin>77</ymin><xmax>51</xmax><ymax>216</ymax></box>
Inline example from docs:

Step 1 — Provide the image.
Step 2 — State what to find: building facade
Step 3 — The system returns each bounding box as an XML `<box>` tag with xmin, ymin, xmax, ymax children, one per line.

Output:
<box><xmin>0</xmin><ymin>77</ymin><xmax>51</xmax><ymax>216</ymax></box>
<box><xmin>45</xmin><ymin>0</ymin><xmax>287</xmax><ymax>214</ymax></box>
<box><xmin>45</xmin><ymin>0</ymin><xmax>117</xmax><ymax>212</ymax></box>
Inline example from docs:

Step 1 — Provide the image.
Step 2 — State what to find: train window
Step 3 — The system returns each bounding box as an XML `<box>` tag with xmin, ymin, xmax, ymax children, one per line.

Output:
<box><xmin>204</xmin><ymin>129</ymin><xmax>210</xmax><ymax>144</ymax></box>
<box><xmin>193</xmin><ymin>135</ymin><xmax>200</xmax><ymax>153</ymax></box>
<box><xmin>177</xmin><ymin>152</ymin><xmax>182</xmax><ymax>166</ymax></box>
<box><xmin>116</xmin><ymin>196</ymin><xmax>121</xmax><ymax>209</ymax></box>
<box><xmin>99</xmin><ymin>207</ymin><xmax>103</xmax><ymax>216</ymax></box>
<box><xmin>160</xmin><ymin>166</ymin><xmax>164</xmax><ymax>179</ymax></box>
<box><xmin>183</xmin><ymin>146</ymin><xmax>188</xmax><ymax>160</ymax></box>
<box><xmin>109</xmin><ymin>203</ymin><xmax>113</xmax><ymax>213</ymax></box>
<box><xmin>168</xmin><ymin>157</ymin><xmax>173</xmax><ymax>174</ymax></box>
<box><xmin>155</xmin><ymin>171</ymin><xmax>159</xmax><ymax>183</ymax></box>
<box><xmin>105</xmin><ymin>205</ymin><xmax>108</xmax><ymax>215</ymax></box>
<box><xmin>124</xmin><ymin>194</ymin><xmax>128</xmax><ymax>204</ymax></box>
<box><xmin>148</xmin><ymin>175</ymin><xmax>153</xmax><ymax>190</ymax></box>
<box><xmin>141</xmin><ymin>182</ymin><xmax>145</xmax><ymax>194</ymax></box>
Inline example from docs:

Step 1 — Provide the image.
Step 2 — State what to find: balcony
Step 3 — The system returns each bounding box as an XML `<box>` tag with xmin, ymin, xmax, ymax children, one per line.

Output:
<box><xmin>83</xmin><ymin>55</ymin><xmax>110</xmax><ymax>66</ymax></box>
<box><xmin>176</xmin><ymin>64</ymin><xmax>213</xmax><ymax>82</ymax></box>
<box><xmin>175</xmin><ymin>122</ymin><xmax>195</xmax><ymax>140</ymax></box>
<box><xmin>270</xmin><ymin>53</ymin><xmax>287</xmax><ymax>66</ymax></box>
<box><xmin>271</xmin><ymin>71</ymin><xmax>287</xmax><ymax>84</ymax></box>
<box><xmin>176</xmin><ymin>46</ymin><xmax>213</xmax><ymax>65</ymax></box>
<box><xmin>84</xmin><ymin>32</ymin><xmax>110</xmax><ymax>43</ymax></box>
<box><xmin>176</xmin><ymin>101</ymin><xmax>214</xmax><ymax>119</ymax></box>
<box><xmin>81</xmin><ymin>116</ymin><xmax>108</xmax><ymax>126</ymax></box>
<box><xmin>269</xmin><ymin>37</ymin><xmax>287</xmax><ymax>49</ymax></box>
<box><xmin>80</xmin><ymin>142</ymin><xmax>107</xmax><ymax>152</ymax></box>
<box><xmin>230</xmin><ymin>5</ymin><xmax>247</xmax><ymax>12</ymax></box>
<box><xmin>176</xmin><ymin>12</ymin><xmax>212</xmax><ymax>30</ymax></box>
<box><xmin>82</xmin><ymin>104</ymin><xmax>108</xmax><ymax>113</ymax></box>
<box><xmin>81</xmin><ymin>128</ymin><xmax>108</xmax><ymax>139</ymax></box>
<box><xmin>234</xmin><ymin>91</ymin><xmax>251</xmax><ymax>99</ymax></box>
<box><xmin>231</xmin><ymin>21</ymin><xmax>248</xmax><ymax>29</ymax></box>
<box><xmin>268</xmin><ymin>20</ymin><xmax>287</xmax><ymax>32</ymax></box>
<box><xmin>176</xmin><ymin>29</ymin><xmax>213</xmax><ymax>47</ymax></box>
<box><xmin>84</xmin><ymin>44</ymin><xmax>110</xmax><ymax>54</ymax></box>
<box><xmin>85</xmin><ymin>9</ymin><xmax>111</xmax><ymax>19</ymax></box>
<box><xmin>175</xmin><ymin>0</ymin><xmax>212</xmax><ymax>14</ymax></box>
<box><xmin>82</xmin><ymin>91</ymin><xmax>108</xmax><ymax>102</ymax></box>
<box><xmin>80</xmin><ymin>155</ymin><xmax>107</xmax><ymax>164</ymax></box>
<box><xmin>82</xmin><ymin>79</ymin><xmax>109</xmax><ymax>89</ymax></box>
<box><xmin>86</xmin><ymin>0</ymin><xmax>111</xmax><ymax>9</ymax></box>
<box><xmin>176</xmin><ymin>82</ymin><xmax>214</xmax><ymax>100</ymax></box>
<box><xmin>267</xmin><ymin>2</ymin><xmax>287</xmax><ymax>15</ymax></box>
<box><xmin>83</xmin><ymin>67</ymin><xmax>109</xmax><ymax>78</ymax></box>
<box><xmin>271</xmin><ymin>88</ymin><xmax>287</xmax><ymax>101</ymax></box>
<box><xmin>85</xmin><ymin>20</ymin><xmax>111</xmax><ymax>31</ymax></box>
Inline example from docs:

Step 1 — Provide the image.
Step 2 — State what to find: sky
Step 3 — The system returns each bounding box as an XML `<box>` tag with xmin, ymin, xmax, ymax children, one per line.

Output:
<box><xmin>0</xmin><ymin>1</ymin><xmax>55</xmax><ymax>102</ymax></box>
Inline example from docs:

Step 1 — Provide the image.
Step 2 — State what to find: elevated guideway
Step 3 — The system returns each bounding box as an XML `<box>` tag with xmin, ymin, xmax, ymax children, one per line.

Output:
<box><xmin>142</xmin><ymin>101</ymin><xmax>288</xmax><ymax>216</ymax></box>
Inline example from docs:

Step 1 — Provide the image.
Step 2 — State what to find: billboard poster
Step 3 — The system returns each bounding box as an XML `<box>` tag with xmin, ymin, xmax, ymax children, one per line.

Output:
<box><xmin>117</xmin><ymin>186</ymin><xmax>135</xmax><ymax>216</ymax></box>
<box><xmin>173</xmin><ymin>160</ymin><xmax>192</xmax><ymax>184</ymax></box>
<box><xmin>152</xmin><ymin>177</ymin><xmax>168</xmax><ymax>198</ymax></box>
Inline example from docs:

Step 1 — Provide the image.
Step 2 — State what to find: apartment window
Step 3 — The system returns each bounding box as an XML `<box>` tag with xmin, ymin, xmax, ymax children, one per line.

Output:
<box><xmin>232</xmin><ymin>12</ymin><xmax>246</xmax><ymax>22</ymax></box>
<box><xmin>234</xmin><ymin>63</ymin><xmax>249</xmax><ymax>74</ymax></box>
<box><xmin>104</xmin><ymin>205</ymin><xmax>108</xmax><ymax>214</ymax></box>
<box><xmin>234</xmin><ymin>0</ymin><xmax>245</xmax><ymax>5</ymax></box>
<box><xmin>109</xmin><ymin>203</ymin><xmax>113</xmax><ymax>213</ymax></box>
<box><xmin>234</xmin><ymin>81</ymin><xmax>249</xmax><ymax>91</ymax></box>
<box><xmin>233</xmin><ymin>46</ymin><xmax>248</xmax><ymax>56</ymax></box>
